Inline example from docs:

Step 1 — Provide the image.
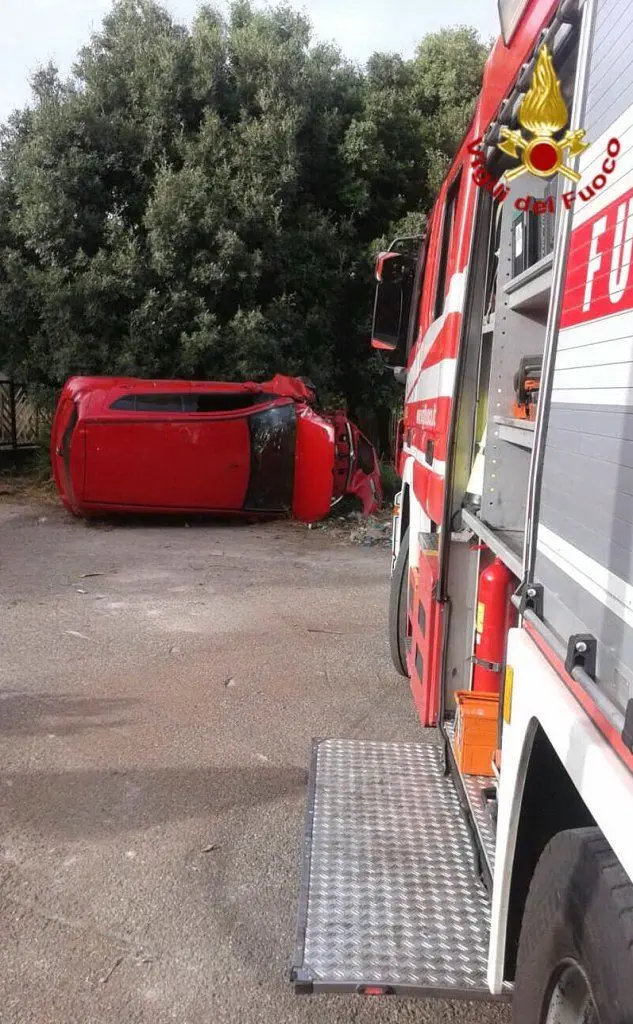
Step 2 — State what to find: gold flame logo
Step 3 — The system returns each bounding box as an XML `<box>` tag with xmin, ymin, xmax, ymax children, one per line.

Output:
<box><xmin>498</xmin><ymin>46</ymin><xmax>588</xmax><ymax>182</ymax></box>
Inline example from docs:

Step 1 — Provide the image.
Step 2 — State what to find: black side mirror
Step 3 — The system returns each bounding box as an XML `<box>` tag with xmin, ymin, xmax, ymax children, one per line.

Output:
<box><xmin>371</xmin><ymin>236</ymin><xmax>423</xmax><ymax>367</ymax></box>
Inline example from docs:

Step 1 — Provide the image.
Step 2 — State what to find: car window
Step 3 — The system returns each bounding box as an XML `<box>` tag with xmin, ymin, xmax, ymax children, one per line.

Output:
<box><xmin>110</xmin><ymin>392</ymin><xmax>276</xmax><ymax>413</ymax></box>
<box><xmin>110</xmin><ymin>394</ymin><xmax>136</xmax><ymax>410</ymax></box>
<box><xmin>110</xmin><ymin>394</ymin><xmax>183</xmax><ymax>412</ymax></box>
<box><xmin>134</xmin><ymin>395</ymin><xmax>183</xmax><ymax>412</ymax></box>
<box><xmin>182</xmin><ymin>393</ymin><xmax>275</xmax><ymax>413</ymax></box>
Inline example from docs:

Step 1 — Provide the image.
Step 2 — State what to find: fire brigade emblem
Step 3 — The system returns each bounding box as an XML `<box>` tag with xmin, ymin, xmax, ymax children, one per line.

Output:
<box><xmin>498</xmin><ymin>45</ymin><xmax>588</xmax><ymax>182</ymax></box>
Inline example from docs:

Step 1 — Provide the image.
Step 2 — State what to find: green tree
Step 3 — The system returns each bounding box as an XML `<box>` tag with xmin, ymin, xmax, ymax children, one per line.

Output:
<box><xmin>0</xmin><ymin>0</ymin><xmax>487</xmax><ymax>448</ymax></box>
<box><xmin>413</xmin><ymin>27</ymin><xmax>489</xmax><ymax>191</ymax></box>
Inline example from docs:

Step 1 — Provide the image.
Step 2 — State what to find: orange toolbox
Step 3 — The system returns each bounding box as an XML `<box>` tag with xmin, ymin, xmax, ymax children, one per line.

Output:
<box><xmin>454</xmin><ymin>690</ymin><xmax>499</xmax><ymax>778</ymax></box>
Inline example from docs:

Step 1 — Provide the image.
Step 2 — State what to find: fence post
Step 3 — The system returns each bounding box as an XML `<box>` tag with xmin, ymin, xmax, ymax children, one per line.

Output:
<box><xmin>9</xmin><ymin>380</ymin><xmax>17</xmax><ymax>450</ymax></box>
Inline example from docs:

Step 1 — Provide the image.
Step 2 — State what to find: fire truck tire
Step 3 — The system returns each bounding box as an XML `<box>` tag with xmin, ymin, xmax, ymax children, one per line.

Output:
<box><xmin>389</xmin><ymin>528</ymin><xmax>410</xmax><ymax>677</ymax></box>
<box><xmin>512</xmin><ymin>826</ymin><xmax>633</xmax><ymax>1024</ymax></box>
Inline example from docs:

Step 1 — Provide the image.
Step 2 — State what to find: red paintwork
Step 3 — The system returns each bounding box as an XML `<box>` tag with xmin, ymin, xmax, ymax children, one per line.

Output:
<box><xmin>84</xmin><ymin>414</ymin><xmax>251</xmax><ymax>510</ymax></box>
<box><xmin>346</xmin><ymin>422</ymin><xmax>382</xmax><ymax>516</ymax></box>
<box><xmin>375</xmin><ymin>251</ymin><xmax>400</xmax><ymax>283</ymax></box>
<box><xmin>293</xmin><ymin>406</ymin><xmax>337</xmax><ymax>523</ymax></box>
<box><xmin>407</xmin><ymin>553</ymin><xmax>443</xmax><ymax>727</ymax></box>
<box><xmin>472</xmin><ymin>559</ymin><xmax>517</xmax><ymax>694</ymax></box>
<box><xmin>50</xmin><ymin>375</ymin><xmax>381</xmax><ymax>522</ymax></box>
<box><xmin>326</xmin><ymin>410</ymin><xmax>383</xmax><ymax>516</ymax></box>
<box><xmin>562</xmin><ymin>184</ymin><xmax>633</xmax><ymax>328</ymax></box>
<box><xmin>530</xmin><ymin>140</ymin><xmax>559</xmax><ymax>172</ymax></box>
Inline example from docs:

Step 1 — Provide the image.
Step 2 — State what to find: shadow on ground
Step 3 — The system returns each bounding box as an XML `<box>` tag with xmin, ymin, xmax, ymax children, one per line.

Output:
<box><xmin>1</xmin><ymin>763</ymin><xmax>308</xmax><ymax>841</ymax></box>
<box><xmin>0</xmin><ymin>691</ymin><xmax>137</xmax><ymax>738</ymax></box>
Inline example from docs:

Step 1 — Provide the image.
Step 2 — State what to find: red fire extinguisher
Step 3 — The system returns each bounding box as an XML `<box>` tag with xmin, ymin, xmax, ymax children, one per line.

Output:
<box><xmin>472</xmin><ymin>558</ymin><xmax>517</xmax><ymax>693</ymax></box>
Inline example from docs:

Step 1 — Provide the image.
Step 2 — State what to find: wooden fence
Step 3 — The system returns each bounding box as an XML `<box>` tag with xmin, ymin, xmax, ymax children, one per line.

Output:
<box><xmin>0</xmin><ymin>380</ymin><xmax>40</xmax><ymax>448</ymax></box>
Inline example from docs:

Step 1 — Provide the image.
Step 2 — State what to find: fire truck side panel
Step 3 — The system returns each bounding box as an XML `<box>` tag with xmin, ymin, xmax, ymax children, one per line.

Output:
<box><xmin>397</xmin><ymin>0</ymin><xmax>562</xmax><ymax>711</ymax></box>
<box><xmin>534</xmin><ymin>0</ymin><xmax>633</xmax><ymax>722</ymax></box>
<box><xmin>483</xmin><ymin>0</ymin><xmax>633</xmax><ymax>989</ymax></box>
<box><xmin>488</xmin><ymin>628</ymin><xmax>633</xmax><ymax>993</ymax></box>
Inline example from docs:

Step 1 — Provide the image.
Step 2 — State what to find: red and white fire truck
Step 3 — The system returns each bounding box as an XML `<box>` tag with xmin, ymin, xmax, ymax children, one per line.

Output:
<box><xmin>290</xmin><ymin>0</ymin><xmax>633</xmax><ymax>1017</ymax></box>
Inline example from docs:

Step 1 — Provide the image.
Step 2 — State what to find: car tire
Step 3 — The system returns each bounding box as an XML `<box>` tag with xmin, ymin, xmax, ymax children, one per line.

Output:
<box><xmin>512</xmin><ymin>826</ymin><xmax>633</xmax><ymax>1024</ymax></box>
<box><xmin>389</xmin><ymin>528</ymin><xmax>410</xmax><ymax>677</ymax></box>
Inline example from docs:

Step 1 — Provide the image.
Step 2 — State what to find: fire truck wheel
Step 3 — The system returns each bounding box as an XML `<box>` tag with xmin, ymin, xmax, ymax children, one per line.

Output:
<box><xmin>512</xmin><ymin>826</ymin><xmax>633</xmax><ymax>1024</ymax></box>
<box><xmin>388</xmin><ymin>528</ymin><xmax>410</xmax><ymax>677</ymax></box>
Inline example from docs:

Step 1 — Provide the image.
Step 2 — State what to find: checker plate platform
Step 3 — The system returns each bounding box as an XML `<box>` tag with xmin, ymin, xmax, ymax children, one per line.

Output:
<box><xmin>291</xmin><ymin>738</ymin><xmax>506</xmax><ymax>1000</ymax></box>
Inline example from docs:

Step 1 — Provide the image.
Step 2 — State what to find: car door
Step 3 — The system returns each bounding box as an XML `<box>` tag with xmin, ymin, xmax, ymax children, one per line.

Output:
<box><xmin>83</xmin><ymin>392</ymin><xmax>252</xmax><ymax>511</ymax></box>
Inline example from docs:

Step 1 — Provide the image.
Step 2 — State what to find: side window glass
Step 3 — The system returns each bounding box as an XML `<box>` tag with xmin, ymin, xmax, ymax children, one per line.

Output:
<box><xmin>110</xmin><ymin>393</ymin><xmax>277</xmax><ymax>413</ymax></box>
<box><xmin>434</xmin><ymin>172</ymin><xmax>462</xmax><ymax>320</ymax></box>
<box><xmin>406</xmin><ymin>231</ymin><xmax>430</xmax><ymax>358</ymax></box>
<box><xmin>110</xmin><ymin>394</ymin><xmax>136</xmax><ymax>411</ymax></box>
<box><xmin>133</xmin><ymin>395</ymin><xmax>184</xmax><ymax>412</ymax></box>
<box><xmin>110</xmin><ymin>394</ymin><xmax>184</xmax><ymax>412</ymax></box>
<box><xmin>193</xmin><ymin>393</ymin><xmax>272</xmax><ymax>413</ymax></box>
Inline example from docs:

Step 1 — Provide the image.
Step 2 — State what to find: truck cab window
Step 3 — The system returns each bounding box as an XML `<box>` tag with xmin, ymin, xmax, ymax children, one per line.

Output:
<box><xmin>434</xmin><ymin>172</ymin><xmax>462</xmax><ymax>320</ymax></box>
<box><xmin>404</xmin><ymin>230</ymin><xmax>430</xmax><ymax>360</ymax></box>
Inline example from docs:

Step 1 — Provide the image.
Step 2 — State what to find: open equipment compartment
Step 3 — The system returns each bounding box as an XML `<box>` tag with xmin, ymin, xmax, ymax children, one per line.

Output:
<box><xmin>469</xmin><ymin>27</ymin><xmax>579</xmax><ymax>555</ymax></box>
<box><xmin>477</xmin><ymin>173</ymin><xmax>554</xmax><ymax>543</ymax></box>
<box><xmin>441</xmin><ymin>12</ymin><xmax>582</xmax><ymax>780</ymax></box>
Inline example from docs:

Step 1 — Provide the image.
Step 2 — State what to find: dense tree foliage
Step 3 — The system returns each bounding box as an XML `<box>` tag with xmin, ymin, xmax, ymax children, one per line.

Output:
<box><xmin>0</xmin><ymin>0</ymin><xmax>487</xmax><ymax>441</ymax></box>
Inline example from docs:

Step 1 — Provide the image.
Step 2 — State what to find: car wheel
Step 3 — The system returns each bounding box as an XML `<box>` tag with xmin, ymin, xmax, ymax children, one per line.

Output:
<box><xmin>388</xmin><ymin>528</ymin><xmax>411</xmax><ymax>677</ymax></box>
<box><xmin>512</xmin><ymin>827</ymin><xmax>633</xmax><ymax>1024</ymax></box>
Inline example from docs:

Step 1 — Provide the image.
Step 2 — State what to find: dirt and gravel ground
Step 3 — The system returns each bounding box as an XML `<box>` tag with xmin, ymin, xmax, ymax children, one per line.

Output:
<box><xmin>0</xmin><ymin>498</ymin><xmax>510</xmax><ymax>1024</ymax></box>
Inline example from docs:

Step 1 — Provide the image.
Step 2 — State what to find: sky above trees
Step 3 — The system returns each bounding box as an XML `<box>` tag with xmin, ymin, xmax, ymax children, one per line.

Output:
<box><xmin>1</xmin><ymin>0</ymin><xmax>499</xmax><ymax>123</ymax></box>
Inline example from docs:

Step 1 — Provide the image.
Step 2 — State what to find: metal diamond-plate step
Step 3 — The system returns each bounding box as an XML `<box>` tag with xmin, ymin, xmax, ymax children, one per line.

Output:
<box><xmin>292</xmin><ymin>738</ymin><xmax>506</xmax><ymax>1000</ymax></box>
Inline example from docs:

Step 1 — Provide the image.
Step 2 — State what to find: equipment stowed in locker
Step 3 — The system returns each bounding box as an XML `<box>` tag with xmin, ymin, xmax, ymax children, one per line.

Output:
<box><xmin>513</xmin><ymin>354</ymin><xmax>542</xmax><ymax>420</ymax></box>
<box><xmin>510</xmin><ymin>179</ymin><xmax>558</xmax><ymax>278</ymax></box>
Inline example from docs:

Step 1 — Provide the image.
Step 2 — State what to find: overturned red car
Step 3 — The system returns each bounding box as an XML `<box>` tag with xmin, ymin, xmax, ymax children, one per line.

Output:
<box><xmin>51</xmin><ymin>375</ymin><xmax>381</xmax><ymax>522</ymax></box>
